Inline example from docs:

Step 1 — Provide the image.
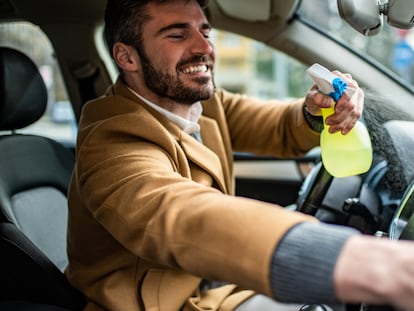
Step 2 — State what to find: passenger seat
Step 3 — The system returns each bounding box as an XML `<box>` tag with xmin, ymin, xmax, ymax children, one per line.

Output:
<box><xmin>0</xmin><ymin>47</ymin><xmax>85</xmax><ymax>310</ymax></box>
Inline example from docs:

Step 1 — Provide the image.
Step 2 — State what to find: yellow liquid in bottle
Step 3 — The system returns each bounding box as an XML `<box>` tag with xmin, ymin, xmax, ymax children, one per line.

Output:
<box><xmin>320</xmin><ymin>106</ymin><xmax>373</xmax><ymax>177</ymax></box>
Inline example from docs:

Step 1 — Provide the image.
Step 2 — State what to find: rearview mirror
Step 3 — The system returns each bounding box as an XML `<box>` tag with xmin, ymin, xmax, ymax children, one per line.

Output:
<box><xmin>337</xmin><ymin>0</ymin><xmax>414</xmax><ymax>36</ymax></box>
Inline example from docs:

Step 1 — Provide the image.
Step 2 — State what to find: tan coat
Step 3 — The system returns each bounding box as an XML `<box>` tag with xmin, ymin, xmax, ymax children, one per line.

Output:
<box><xmin>66</xmin><ymin>79</ymin><xmax>319</xmax><ymax>311</ymax></box>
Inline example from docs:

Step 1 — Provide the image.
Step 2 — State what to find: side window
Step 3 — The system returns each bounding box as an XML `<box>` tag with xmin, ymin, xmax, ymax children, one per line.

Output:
<box><xmin>212</xmin><ymin>30</ymin><xmax>311</xmax><ymax>99</ymax></box>
<box><xmin>0</xmin><ymin>22</ymin><xmax>77</xmax><ymax>145</ymax></box>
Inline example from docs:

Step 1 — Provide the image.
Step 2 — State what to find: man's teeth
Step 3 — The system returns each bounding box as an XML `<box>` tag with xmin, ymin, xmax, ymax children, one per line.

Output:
<box><xmin>182</xmin><ymin>65</ymin><xmax>208</xmax><ymax>74</ymax></box>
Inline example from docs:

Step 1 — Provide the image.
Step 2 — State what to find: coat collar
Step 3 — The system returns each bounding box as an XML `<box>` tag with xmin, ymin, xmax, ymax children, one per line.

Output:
<box><xmin>126</xmin><ymin>85</ymin><xmax>203</xmax><ymax>135</ymax></box>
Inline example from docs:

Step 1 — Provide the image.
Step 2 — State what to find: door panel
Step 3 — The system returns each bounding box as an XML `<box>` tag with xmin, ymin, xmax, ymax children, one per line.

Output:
<box><xmin>234</xmin><ymin>149</ymin><xmax>320</xmax><ymax>207</ymax></box>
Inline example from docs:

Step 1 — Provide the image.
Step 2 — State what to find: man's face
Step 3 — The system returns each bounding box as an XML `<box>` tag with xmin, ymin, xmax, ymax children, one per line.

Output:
<box><xmin>137</xmin><ymin>0</ymin><xmax>215</xmax><ymax>105</ymax></box>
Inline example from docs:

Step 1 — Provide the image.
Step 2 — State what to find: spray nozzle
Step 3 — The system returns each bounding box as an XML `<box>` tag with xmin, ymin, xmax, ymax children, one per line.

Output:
<box><xmin>330</xmin><ymin>78</ymin><xmax>347</xmax><ymax>101</ymax></box>
<box><xmin>307</xmin><ymin>63</ymin><xmax>348</xmax><ymax>101</ymax></box>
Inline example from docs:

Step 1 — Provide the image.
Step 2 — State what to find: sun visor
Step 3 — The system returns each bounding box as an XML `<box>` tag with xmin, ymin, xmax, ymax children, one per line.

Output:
<box><xmin>214</xmin><ymin>0</ymin><xmax>300</xmax><ymax>22</ymax></box>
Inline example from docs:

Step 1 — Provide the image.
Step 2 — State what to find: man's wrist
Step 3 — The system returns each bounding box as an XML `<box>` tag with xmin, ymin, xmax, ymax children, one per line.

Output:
<box><xmin>303</xmin><ymin>103</ymin><xmax>324</xmax><ymax>132</ymax></box>
<box><xmin>334</xmin><ymin>235</ymin><xmax>405</xmax><ymax>306</ymax></box>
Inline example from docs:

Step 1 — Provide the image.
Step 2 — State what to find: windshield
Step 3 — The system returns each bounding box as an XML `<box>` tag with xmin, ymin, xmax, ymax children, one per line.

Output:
<box><xmin>298</xmin><ymin>0</ymin><xmax>414</xmax><ymax>88</ymax></box>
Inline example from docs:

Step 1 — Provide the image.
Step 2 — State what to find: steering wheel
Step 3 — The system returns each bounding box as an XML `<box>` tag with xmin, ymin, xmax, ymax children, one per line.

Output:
<box><xmin>294</xmin><ymin>117</ymin><xmax>414</xmax><ymax>310</ymax></box>
<box><xmin>295</xmin><ymin>161</ymin><xmax>333</xmax><ymax>216</ymax></box>
<box><xmin>389</xmin><ymin>182</ymin><xmax>414</xmax><ymax>240</ymax></box>
<box><xmin>361</xmin><ymin>182</ymin><xmax>414</xmax><ymax>311</ymax></box>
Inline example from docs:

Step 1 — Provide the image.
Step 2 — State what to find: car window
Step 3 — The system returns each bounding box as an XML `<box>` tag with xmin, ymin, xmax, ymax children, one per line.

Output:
<box><xmin>298</xmin><ymin>0</ymin><xmax>414</xmax><ymax>88</ymax></box>
<box><xmin>212</xmin><ymin>29</ymin><xmax>311</xmax><ymax>100</ymax></box>
<box><xmin>0</xmin><ymin>21</ymin><xmax>77</xmax><ymax>145</ymax></box>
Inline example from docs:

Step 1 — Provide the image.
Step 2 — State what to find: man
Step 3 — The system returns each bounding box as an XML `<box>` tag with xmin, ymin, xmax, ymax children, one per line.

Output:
<box><xmin>65</xmin><ymin>0</ymin><xmax>414</xmax><ymax>310</ymax></box>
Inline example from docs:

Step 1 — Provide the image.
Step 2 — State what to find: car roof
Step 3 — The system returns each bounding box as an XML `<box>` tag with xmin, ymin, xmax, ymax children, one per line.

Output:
<box><xmin>0</xmin><ymin>0</ymin><xmax>299</xmax><ymax>37</ymax></box>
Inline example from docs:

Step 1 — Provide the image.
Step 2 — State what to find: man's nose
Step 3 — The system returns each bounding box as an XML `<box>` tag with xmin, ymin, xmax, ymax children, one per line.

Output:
<box><xmin>190</xmin><ymin>32</ymin><xmax>214</xmax><ymax>55</ymax></box>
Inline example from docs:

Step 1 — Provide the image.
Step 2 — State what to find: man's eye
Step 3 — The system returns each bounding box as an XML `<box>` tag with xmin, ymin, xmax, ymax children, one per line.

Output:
<box><xmin>168</xmin><ymin>34</ymin><xmax>185</xmax><ymax>40</ymax></box>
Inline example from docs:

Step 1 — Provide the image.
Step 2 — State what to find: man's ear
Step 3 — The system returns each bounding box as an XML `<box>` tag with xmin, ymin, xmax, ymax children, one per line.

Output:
<box><xmin>113</xmin><ymin>42</ymin><xmax>139</xmax><ymax>72</ymax></box>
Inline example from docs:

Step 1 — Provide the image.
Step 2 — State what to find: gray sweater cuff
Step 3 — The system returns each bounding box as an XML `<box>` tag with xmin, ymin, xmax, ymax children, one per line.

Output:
<box><xmin>270</xmin><ymin>222</ymin><xmax>359</xmax><ymax>304</ymax></box>
<box><xmin>303</xmin><ymin>103</ymin><xmax>324</xmax><ymax>132</ymax></box>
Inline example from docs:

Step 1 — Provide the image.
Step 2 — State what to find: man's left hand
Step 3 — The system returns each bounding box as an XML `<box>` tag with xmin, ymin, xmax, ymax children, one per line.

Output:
<box><xmin>304</xmin><ymin>71</ymin><xmax>364</xmax><ymax>135</ymax></box>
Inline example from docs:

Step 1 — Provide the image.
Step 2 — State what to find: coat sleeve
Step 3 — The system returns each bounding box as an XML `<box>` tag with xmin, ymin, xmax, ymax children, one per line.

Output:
<box><xmin>75</xmin><ymin>113</ymin><xmax>317</xmax><ymax>297</ymax></box>
<box><xmin>202</xmin><ymin>89</ymin><xmax>320</xmax><ymax>157</ymax></box>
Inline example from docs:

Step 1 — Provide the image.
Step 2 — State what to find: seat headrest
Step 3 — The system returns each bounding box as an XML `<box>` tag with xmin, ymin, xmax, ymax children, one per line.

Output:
<box><xmin>0</xmin><ymin>47</ymin><xmax>47</xmax><ymax>130</ymax></box>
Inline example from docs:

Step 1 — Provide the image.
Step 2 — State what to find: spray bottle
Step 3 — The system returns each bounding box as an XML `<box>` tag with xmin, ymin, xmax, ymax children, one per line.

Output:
<box><xmin>307</xmin><ymin>63</ymin><xmax>373</xmax><ymax>178</ymax></box>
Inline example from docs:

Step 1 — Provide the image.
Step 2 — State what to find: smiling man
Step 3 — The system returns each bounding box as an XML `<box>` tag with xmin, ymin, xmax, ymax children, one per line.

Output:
<box><xmin>66</xmin><ymin>1</ymin><xmax>414</xmax><ymax>311</ymax></box>
<box><xmin>108</xmin><ymin>0</ymin><xmax>216</xmax><ymax>117</ymax></box>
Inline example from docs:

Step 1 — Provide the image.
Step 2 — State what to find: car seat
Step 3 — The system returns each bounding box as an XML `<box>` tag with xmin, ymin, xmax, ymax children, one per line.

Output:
<box><xmin>0</xmin><ymin>47</ymin><xmax>85</xmax><ymax>310</ymax></box>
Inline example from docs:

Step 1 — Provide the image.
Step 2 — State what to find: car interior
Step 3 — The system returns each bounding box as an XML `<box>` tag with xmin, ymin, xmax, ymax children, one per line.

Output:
<box><xmin>0</xmin><ymin>0</ymin><xmax>413</xmax><ymax>310</ymax></box>
<box><xmin>0</xmin><ymin>47</ymin><xmax>84</xmax><ymax>310</ymax></box>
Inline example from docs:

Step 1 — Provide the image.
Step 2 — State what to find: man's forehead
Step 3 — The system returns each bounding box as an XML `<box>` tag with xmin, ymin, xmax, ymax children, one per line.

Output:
<box><xmin>145</xmin><ymin>1</ymin><xmax>209</xmax><ymax>29</ymax></box>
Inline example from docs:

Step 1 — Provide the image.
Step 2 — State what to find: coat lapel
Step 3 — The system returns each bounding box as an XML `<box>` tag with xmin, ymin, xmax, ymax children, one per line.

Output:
<box><xmin>179</xmin><ymin>129</ymin><xmax>228</xmax><ymax>194</ymax></box>
<box><xmin>199</xmin><ymin>116</ymin><xmax>232</xmax><ymax>192</ymax></box>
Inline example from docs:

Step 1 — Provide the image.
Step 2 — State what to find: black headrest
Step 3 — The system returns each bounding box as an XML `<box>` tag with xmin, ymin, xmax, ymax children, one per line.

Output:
<box><xmin>0</xmin><ymin>47</ymin><xmax>47</xmax><ymax>130</ymax></box>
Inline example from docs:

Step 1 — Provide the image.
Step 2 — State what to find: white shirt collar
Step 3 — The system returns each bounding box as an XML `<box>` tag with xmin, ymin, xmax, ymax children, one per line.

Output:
<box><xmin>128</xmin><ymin>87</ymin><xmax>202</xmax><ymax>134</ymax></box>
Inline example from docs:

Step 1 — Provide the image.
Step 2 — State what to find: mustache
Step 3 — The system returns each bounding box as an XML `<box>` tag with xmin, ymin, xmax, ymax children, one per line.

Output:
<box><xmin>177</xmin><ymin>55</ymin><xmax>213</xmax><ymax>68</ymax></box>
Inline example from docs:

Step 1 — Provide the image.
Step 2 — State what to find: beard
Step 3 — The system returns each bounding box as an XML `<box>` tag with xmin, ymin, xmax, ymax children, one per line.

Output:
<box><xmin>137</xmin><ymin>46</ymin><xmax>215</xmax><ymax>105</ymax></box>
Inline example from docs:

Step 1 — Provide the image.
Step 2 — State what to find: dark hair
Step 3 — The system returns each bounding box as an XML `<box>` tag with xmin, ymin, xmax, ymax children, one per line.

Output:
<box><xmin>104</xmin><ymin>0</ymin><xmax>209</xmax><ymax>56</ymax></box>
